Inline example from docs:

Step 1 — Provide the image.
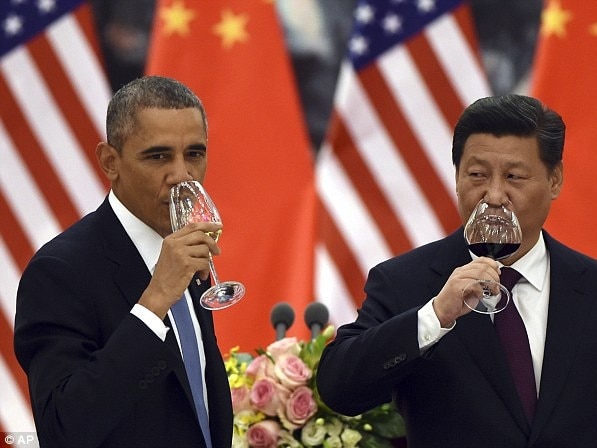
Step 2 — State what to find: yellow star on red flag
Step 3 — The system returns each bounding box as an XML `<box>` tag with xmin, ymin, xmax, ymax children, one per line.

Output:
<box><xmin>160</xmin><ymin>0</ymin><xmax>196</xmax><ymax>36</ymax></box>
<box><xmin>541</xmin><ymin>0</ymin><xmax>573</xmax><ymax>38</ymax></box>
<box><xmin>212</xmin><ymin>9</ymin><xmax>249</xmax><ymax>49</ymax></box>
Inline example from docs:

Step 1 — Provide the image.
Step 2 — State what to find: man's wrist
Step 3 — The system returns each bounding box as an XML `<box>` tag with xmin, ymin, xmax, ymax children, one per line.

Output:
<box><xmin>131</xmin><ymin>303</ymin><xmax>169</xmax><ymax>341</ymax></box>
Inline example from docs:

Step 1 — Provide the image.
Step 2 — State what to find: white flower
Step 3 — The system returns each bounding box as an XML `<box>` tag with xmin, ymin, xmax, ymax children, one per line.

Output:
<box><xmin>300</xmin><ymin>419</ymin><xmax>327</xmax><ymax>446</ymax></box>
<box><xmin>323</xmin><ymin>434</ymin><xmax>343</xmax><ymax>448</ymax></box>
<box><xmin>325</xmin><ymin>417</ymin><xmax>343</xmax><ymax>437</ymax></box>
<box><xmin>341</xmin><ymin>427</ymin><xmax>363</xmax><ymax>447</ymax></box>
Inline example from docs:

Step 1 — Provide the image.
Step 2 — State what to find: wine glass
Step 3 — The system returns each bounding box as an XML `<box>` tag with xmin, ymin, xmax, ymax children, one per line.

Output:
<box><xmin>169</xmin><ymin>180</ymin><xmax>245</xmax><ymax>310</ymax></box>
<box><xmin>462</xmin><ymin>199</ymin><xmax>522</xmax><ymax>314</ymax></box>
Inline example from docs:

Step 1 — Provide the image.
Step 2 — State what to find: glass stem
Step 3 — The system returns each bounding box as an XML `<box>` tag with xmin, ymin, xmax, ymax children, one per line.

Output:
<box><xmin>208</xmin><ymin>254</ymin><xmax>221</xmax><ymax>285</ymax></box>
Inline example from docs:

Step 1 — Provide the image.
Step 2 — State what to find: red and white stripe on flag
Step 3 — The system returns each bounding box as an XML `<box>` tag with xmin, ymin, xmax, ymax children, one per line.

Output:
<box><xmin>0</xmin><ymin>0</ymin><xmax>111</xmax><ymax>435</ymax></box>
<box><xmin>315</xmin><ymin>0</ymin><xmax>491</xmax><ymax>326</ymax></box>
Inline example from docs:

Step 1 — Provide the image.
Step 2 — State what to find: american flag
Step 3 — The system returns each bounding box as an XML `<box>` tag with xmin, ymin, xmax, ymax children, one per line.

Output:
<box><xmin>315</xmin><ymin>0</ymin><xmax>492</xmax><ymax>325</ymax></box>
<box><xmin>0</xmin><ymin>0</ymin><xmax>111</xmax><ymax>435</ymax></box>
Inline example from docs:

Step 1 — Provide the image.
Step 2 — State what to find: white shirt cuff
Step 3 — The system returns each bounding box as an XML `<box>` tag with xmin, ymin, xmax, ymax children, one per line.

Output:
<box><xmin>417</xmin><ymin>298</ymin><xmax>455</xmax><ymax>351</ymax></box>
<box><xmin>130</xmin><ymin>303</ymin><xmax>169</xmax><ymax>342</ymax></box>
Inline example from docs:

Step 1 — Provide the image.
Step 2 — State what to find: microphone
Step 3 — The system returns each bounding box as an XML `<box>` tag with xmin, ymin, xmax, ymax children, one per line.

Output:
<box><xmin>304</xmin><ymin>302</ymin><xmax>329</xmax><ymax>339</ymax></box>
<box><xmin>270</xmin><ymin>302</ymin><xmax>295</xmax><ymax>340</ymax></box>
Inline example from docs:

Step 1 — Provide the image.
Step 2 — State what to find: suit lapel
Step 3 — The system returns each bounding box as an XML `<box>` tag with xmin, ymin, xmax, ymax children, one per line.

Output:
<box><xmin>188</xmin><ymin>276</ymin><xmax>220</xmax><ymax>377</ymax></box>
<box><xmin>188</xmin><ymin>277</ymin><xmax>228</xmax><ymax>437</ymax></box>
<box><xmin>161</xmin><ymin>281</ymin><xmax>215</xmax><ymax>429</ymax></box>
<box><xmin>188</xmin><ymin>275</ymin><xmax>213</xmax><ymax>346</ymax></box>
<box><xmin>529</xmin><ymin>234</ymin><xmax>595</xmax><ymax>441</ymax></box>
<box><xmin>95</xmin><ymin>199</ymin><xmax>153</xmax><ymax>310</ymax></box>
<box><xmin>165</xmin><ymin>278</ymin><xmax>216</xmax><ymax>426</ymax></box>
<box><xmin>455</xmin><ymin>313</ymin><xmax>530</xmax><ymax>432</ymax></box>
<box><xmin>162</xmin><ymin>312</ymin><xmax>198</xmax><ymax>421</ymax></box>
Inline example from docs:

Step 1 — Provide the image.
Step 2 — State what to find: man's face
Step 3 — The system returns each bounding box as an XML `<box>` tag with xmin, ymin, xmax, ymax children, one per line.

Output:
<box><xmin>455</xmin><ymin>133</ymin><xmax>563</xmax><ymax>261</ymax></box>
<box><xmin>108</xmin><ymin>107</ymin><xmax>208</xmax><ymax>237</ymax></box>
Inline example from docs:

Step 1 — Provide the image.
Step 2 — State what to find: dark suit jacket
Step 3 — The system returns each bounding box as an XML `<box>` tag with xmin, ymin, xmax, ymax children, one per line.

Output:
<box><xmin>317</xmin><ymin>229</ymin><xmax>597</xmax><ymax>448</ymax></box>
<box><xmin>14</xmin><ymin>198</ymin><xmax>232</xmax><ymax>448</ymax></box>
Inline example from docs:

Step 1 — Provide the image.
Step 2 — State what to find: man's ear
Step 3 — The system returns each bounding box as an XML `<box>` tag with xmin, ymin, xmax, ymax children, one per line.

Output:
<box><xmin>550</xmin><ymin>162</ymin><xmax>564</xmax><ymax>200</ymax></box>
<box><xmin>96</xmin><ymin>142</ymin><xmax>119</xmax><ymax>181</ymax></box>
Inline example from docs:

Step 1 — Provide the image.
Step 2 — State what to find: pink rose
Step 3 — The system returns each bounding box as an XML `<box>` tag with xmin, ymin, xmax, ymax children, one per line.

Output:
<box><xmin>246</xmin><ymin>355</ymin><xmax>276</xmax><ymax>381</ymax></box>
<box><xmin>266</xmin><ymin>337</ymin><xmax>300</xmax><ymax>361</ymax></box>
<box><xmin>250</xmin><ymin>378</ymin><xmax>290</xmax><ymax>416</ymax></box>
<box><xmin>284</xmin><ymin>385</ymin><xmax>318</xmax><ymax>428</ymax></box>
<box><xmin>246</xmin><ymin>420</ymin><xmax>281</xmax><ymax>448</ymax></box>
<box><xmin>274</xmin><ymin>354</ymin><xmax>312</xmax><ymax>389</ymax></box>
<box><xmin>231</xmin><ymin>385</ymin><xmax>251</xmax><ymax>413</ymax></box>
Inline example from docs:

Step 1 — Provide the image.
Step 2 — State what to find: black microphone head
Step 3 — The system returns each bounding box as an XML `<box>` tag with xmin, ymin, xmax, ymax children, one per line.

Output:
<box><xmin>304</xmin><ymin>302</ymin><xmax>329</xmax><ymax>329</ymax></box>
<box><xmin>270</xmin><ymin>302</ymin><xmax>295</xmax><ymax>329</ymax></box>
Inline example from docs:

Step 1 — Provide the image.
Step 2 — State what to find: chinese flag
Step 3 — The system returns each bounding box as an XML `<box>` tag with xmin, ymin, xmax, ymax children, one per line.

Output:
<box><xmin>531</xmin><ymin>0</ymin><xmax>597</xmax><ymax>256</ymax></box>
<box><xmin>146</xmin><ymin>0</ymin><xmax>315</xmax><ymax>352</ymax></box>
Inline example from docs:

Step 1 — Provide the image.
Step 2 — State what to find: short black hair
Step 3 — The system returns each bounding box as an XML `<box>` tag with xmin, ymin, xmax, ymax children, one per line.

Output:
<box><xmin>452</xmin><ymin>94</ymin><xmax>565</xmax><ymax>171</ymax></box>
<box><xmin>106</xmin><ymin>76</ymin><xmax>207</xmax><ymax>150</ymax></box>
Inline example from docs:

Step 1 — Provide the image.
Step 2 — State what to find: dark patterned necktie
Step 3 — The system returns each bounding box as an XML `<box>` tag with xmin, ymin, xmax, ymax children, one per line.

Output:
<box><xmin>494</xmin><ymin>267</ymin><xmax>537</xmax><ymax>423</ymax></box>
<box><xmin>171</xmin><ymin>295</ymin><xmax>213</xmax><ymax>448</ymax></box>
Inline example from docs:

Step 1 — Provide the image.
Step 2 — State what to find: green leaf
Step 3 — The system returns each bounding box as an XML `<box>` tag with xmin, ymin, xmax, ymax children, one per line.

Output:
<box><xmin>358</xmin><ymin>432</ymin><xmax>397</xmax><ymax>448</ymax></box>
<box><xmin>359</xmin><ymin>404</ymin><xmax>406</xmax><ymax>439</ymax></box>
<box><xmin>232</xmin><ymin>352</ymin><xmax>254</xmax><ymax>364</ymax></box>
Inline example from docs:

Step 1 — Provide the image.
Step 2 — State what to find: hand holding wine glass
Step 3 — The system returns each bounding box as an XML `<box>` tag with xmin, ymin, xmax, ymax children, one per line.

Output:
<box><xmin>170</xmin><ymin>180</ymin><xmax>245</xmax><ymax>310</ymax></box>
<box><xmin>462</xmin><ymin>199</ymin><xmax>522</xmax><ymax>314</ymax></box>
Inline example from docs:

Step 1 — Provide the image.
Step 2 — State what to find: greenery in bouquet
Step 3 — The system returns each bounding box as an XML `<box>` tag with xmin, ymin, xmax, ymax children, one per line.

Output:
<box><xmin>224</xmin><ymin>325</ymin><xmax>405</xmax><ymax>447</ymax></box>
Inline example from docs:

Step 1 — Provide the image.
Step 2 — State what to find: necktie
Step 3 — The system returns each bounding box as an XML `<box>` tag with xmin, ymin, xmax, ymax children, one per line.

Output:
<box><xmin>494</xmin><ymin>267</ymin><xmax>537</xmax><ymax>423</ymax></box>
<box><xmin>171</xmin><ymin>295</ymin><xmax>213</xmax><ymax>448</ymax></box>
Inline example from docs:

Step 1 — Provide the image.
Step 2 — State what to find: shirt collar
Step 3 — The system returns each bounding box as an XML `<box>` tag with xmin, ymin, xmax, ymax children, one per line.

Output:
<box><xmin>108</xmin><ymin>190</ymin><xmax>163</xmax><ymax>273</ymax></box>
<box><xmin>506</xmin><ymin>231</ymin><xmax>549</xmax><ymax>293</ymax></box>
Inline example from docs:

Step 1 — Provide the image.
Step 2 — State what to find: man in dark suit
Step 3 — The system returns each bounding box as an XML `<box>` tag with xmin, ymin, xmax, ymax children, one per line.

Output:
<box><xmin>14</xmin><ymin>76</ymin><xmax>232</xmax><ymax>448</ymax></box>
<box><xmin>316</xmin><ymin>94</ymin><xmax>597</xmax><ymax>447</ymax></box>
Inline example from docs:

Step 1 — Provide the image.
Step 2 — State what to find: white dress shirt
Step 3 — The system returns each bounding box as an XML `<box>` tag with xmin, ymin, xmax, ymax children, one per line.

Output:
<box><xmin>418</xmin><ymin>233</ymin><xmax>550</xmax><ymax>394</ymax></box>
<box><xmin>108</xmin><ymin>191</ymin><xmax>210</xmax><ymax>407</ymax></box>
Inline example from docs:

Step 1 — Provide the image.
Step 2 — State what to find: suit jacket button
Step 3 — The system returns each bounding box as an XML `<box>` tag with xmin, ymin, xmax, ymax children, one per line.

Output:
<box><xmin>138</xmin><ymin>380</ymin><xmax>147</xmax><ymax>389</ymax></box>
<box><xmin>151</xmin><ymin>366</ymin><xmax>161</xmax><ymax>376</ymax></box>
<box><xmin>158</xmin><ymin>360</ymin><xmax>167</xmax><ymax>370</ymax></box>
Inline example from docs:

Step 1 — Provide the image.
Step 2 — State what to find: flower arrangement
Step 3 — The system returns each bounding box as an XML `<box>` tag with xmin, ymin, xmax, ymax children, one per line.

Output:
<box><xmin>225</xmin><ymin>325</ymin><xmax>405</xmax><ymax>447</ymax></box>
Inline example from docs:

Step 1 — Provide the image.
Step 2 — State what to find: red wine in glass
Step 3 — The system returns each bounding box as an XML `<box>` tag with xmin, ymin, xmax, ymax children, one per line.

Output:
<box><xmin>468</xmin><ymin>242</ymin><xmax>521</xmax><ymax>260</ymax></box>
<box><xmin>462</xmin><ymin>200</ymin><xmax>522</xmax><ymax>314</ymax></box>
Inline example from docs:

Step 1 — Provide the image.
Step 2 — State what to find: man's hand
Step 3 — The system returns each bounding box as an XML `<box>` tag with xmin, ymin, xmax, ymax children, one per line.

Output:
<box><xmin>432</xmin><ymin>257</ymin><xmax>500</xmax><ymax>327</ymax></box>
<box><xmin>138</xmin><ymin>221</ymin><xmax>222</xmax><ymax>319</ymax></box>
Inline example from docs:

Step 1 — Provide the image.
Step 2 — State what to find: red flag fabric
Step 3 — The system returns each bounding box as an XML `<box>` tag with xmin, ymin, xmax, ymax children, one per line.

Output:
<box><xmin>531</xmin><ymin>0</ymin><xmax>597</xmax><ymax>256</ymax></box>
<box><xmin>0</xmin><ymin>0</ymin><xmax>111</xmax><ymax>436</ymax></box>
<box><xmin>315</xmin><ymin>0</ymin><xmax>491</xmax><ymax>326</ymax></box>
<box><xmin>146</xmin><ymin>0</ymin><xmax>315</xmax><ymax>352</ymax></box>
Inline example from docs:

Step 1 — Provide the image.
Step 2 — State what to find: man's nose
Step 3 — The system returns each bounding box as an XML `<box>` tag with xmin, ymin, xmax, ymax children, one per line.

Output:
<box><xmin>483</xmin><ymin>180</ymin><xmax>509</xmax><ymax>207</ymax></box>
<box><xmin>168</xmin><ymin>157</ymin><xmax>193</xmax><ymax>185</ymax></box>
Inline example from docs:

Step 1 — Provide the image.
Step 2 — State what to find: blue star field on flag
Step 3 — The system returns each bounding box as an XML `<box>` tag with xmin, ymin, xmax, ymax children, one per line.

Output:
<box><xmin>1</xmin><ymin>0</ymin><xmax>83</xmax><ymax>57</ymax></box>
<box><xmin>348</xmin><ymin>0</ymin><xmax>462</xmax><ymax>70</ymax></box>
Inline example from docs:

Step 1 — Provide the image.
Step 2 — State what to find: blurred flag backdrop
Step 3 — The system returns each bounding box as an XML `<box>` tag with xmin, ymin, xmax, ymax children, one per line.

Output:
<box><xmin>315</xmin><ymin>0</ymin><xmax>491</xmax><ymax>323</ymax></box>
<box><xmin>0</xmin><ymin>0</ymin><xmax>111</xmax><ymax>437</ymax></box>
<box><xmin>531</xmin><ymin>0</ymin><xmax>597</xmax><ymax>256</ymax></box>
